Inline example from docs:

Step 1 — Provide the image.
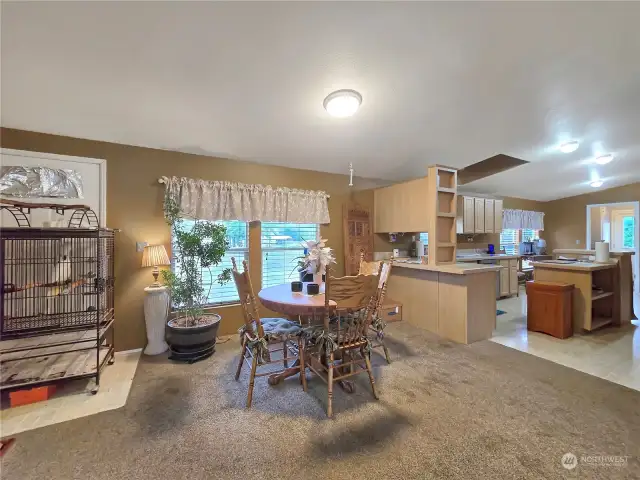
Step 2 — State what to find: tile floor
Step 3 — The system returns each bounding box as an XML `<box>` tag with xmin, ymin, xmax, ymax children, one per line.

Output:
<box><xmin>492</xmin><ymin>287</ymin><xmax>640</xmax><ymax>392</ymax></box>
<box><xmin>0</xmin><ymin>349</ymin><xmax>141</xmax><ymax>436</ymax></box>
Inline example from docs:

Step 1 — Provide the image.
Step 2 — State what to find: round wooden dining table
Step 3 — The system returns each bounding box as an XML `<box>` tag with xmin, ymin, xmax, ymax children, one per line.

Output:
<box><xmin>258</xmin><ymin>283</ymin><xmax>337</xmax><ymax>386</ymax></box>
<box><xmin>258</xmin><ymin>283</ymin><xmax>336</xmax><ymax>318</ymax></box>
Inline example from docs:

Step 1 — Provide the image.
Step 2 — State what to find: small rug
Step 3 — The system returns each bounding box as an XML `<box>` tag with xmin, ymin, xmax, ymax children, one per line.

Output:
<box><xmin>496</xmin><ymin>309</ymin><xmax>507</xmax><ymax>316</ymax></box>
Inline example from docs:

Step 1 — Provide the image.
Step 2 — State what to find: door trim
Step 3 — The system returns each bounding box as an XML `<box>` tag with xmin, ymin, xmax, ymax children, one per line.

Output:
<box><xmin>586</xmin><ymin>201</ymin><xmax>639</xmax><ymax>293</ymax></box>
<box><xmin>0</xmin><ymin>148</ymin><xmax>107</xmax><ymax>226</ymax></box>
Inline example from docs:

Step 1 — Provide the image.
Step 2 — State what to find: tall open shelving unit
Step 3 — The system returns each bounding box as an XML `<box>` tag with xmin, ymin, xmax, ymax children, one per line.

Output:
<box><xmin>427</xmin><ymin>165</ymin><xmax>458</xmax><ymax>265</ymax></box>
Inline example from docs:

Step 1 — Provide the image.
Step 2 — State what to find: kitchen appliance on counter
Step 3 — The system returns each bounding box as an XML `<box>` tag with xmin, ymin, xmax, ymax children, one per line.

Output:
<box><xmin>487</xmin><ymin>244</ymin><xmax>495</xmax><ymax>255</ymax></box>
<box><xmin>519</xmin><ymin>241</ymin><xmax>534</xmax><ymax>255</ymax></box>
<box><xmin>533</xmin><ymin>238</ymin><xmax>547</xmax><ymax>255</ymax></box>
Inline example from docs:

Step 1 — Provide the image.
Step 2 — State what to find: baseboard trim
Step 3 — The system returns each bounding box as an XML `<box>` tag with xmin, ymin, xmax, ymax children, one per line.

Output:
<box><xmin>116</xmin><ymin>348</ymin><xmax>143</xmax><ymax>355</ymax></box>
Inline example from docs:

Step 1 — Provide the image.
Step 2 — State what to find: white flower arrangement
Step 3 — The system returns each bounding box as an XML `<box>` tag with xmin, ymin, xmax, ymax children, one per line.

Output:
<box><xmin>301</xmin><ymin>238</ymin><xmax>335</xmax><ymax>275</ymax></box>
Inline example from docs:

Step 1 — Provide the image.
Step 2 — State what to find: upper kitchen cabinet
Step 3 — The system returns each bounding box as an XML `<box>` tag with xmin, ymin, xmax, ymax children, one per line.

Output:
<box><xmin>456</xmin><ymin>196</ymin><xmax>503</xmax><ymax>234</ymax></box>
<box><xmin>456</xmin><ymin>196</ymin><xmax>475</xmax><ymax>234</ymax></box>
<box><xmin>373</xmin><ymin>177</ymin><xmax>429</xmax><ymax>233</ymax></box>
<box><xmin>474</xmin><ymin>197</ymin><xmax>485</xmax><ymax>233</ymax></box>
<box><xmin>494</xmin><ymin>199</ymin><xmax>503</xmax><ymax>234</ymax></box>
<box><xmin>484</xmin><ymin>198</ymin><xmax>495</xmax><ymax>233</ymax></box>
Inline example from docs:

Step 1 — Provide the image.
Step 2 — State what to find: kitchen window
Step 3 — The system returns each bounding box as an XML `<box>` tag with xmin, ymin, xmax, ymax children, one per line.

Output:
<box><xmin>500</xmin><ymin>229</ymin><xmax>539</xmax><ymax>255</ymax></box>
<box><xmin>261</xmin><ymin>222</ymin><xmax>320</xmax><ymax>288</ymax></box>
<box><xmin>171</xmin><ymin>219</ymin><xmax>249</xmax><ymax>305</ymax></box>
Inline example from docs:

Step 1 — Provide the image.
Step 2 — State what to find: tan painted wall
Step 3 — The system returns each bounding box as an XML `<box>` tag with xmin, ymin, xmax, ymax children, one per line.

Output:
<box><xmin>4</xmin><ymin>125</ymin><xmax>634</xmax><ymax>349</ymax></box>
<box><xmin>544</xmin><ymin>182</ymin><xmax>640</xmax><ymax>252</ymax></box>
<box><xmin>0</xmin><ymin>128</ymin><xmax>378</xmax><ymax>350</ymax></box>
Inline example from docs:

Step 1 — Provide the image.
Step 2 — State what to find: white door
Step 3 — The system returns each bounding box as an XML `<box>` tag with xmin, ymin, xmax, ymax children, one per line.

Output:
<box><xmin>0</xmin><ymin>149</ymin><xmax>106</xmax><ymax>228</ymax></box>
<box><xmin>611</xmin><ymin>209</ymin><xmax>635</xmax><ymax>251</ymax></box>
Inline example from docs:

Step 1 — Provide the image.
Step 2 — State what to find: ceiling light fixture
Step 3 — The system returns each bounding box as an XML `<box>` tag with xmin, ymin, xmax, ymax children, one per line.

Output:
<box><xmin>559</xmin><ymin>141</ymin><xmax>579</xmax><ymax>153</ymax></box>
<box><xmin>323</xmin><ymin>89</ymin><xmax>362</xmax><ymax>118</ymax></box>
<box><xmin>595</xmin><ymin>153</ymin><xmax>614</xmax><ymax>165</ymax></box>
<box><xmin>590</xmin><ymin>180</ymin><xmax>604</xmax><ymax>188</ymax></box>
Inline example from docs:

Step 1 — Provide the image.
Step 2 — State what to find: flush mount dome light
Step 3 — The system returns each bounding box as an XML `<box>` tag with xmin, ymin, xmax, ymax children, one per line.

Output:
<box><xmin>559</xmin><ymin>141</ymin><xmax>579</xmax><ymax>153</ymax></box>
<box><xmin>595</xmin><ymin>153</ymin><xmax>614</xmax><ymax>165</ymax></box>
<box><xmin>323</xmin><ymin>89</ymin><xmax>362</xmax><ymax>118</ymax></box>
<box><xmin>590</xmin><ymin>180</ymin><xmax>604</xmax><ymax>188</ymax></box>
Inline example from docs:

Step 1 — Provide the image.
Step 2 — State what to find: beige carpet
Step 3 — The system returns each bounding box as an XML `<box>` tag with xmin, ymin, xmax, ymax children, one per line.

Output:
<box><xmin>2</xmin><ymin>322</ymin><xmax>639</xmax><ymax>479</ymax></box>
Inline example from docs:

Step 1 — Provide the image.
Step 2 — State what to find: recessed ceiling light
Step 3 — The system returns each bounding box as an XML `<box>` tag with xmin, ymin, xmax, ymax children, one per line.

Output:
<box><xmin>323</xmin><ymin>89</ymin><xmax>362</xmax><ymax>118</ymax></box>
<box><xmin>559</xmin><ymin>141</ymin><xmax>579</xmax><ymax>153</ymax></box>
<box><xmin>590</xmin><ymin>180</ymin><xmax>604</xmax><ymax>188</ymax></box>
<box><xmin>595</xmin><ymin>153</ymin><xmax>614</xmax><ymax>165</ymax></box>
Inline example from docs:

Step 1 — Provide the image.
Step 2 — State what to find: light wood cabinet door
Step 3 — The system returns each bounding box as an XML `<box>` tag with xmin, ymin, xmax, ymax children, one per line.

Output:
<box><xmin>404</xmin><ymin>177</ymin><xmax>429</xmax><ymax>232</ymax></box>
<box><xmin>499</xmin><ymin>260</ymin><xmax>509</xmax><ymax>297</ymax></box>
<box><xmin>494</xmin><ymin>199</ymin><xmax>503</xmax><ymax>233</ymax></box>
<box><xmin>509</xmin><ymin>259</ymin><xmax>519</xmax><ymax>295</ymax></box>
<box><xmin>462</xmin><ymin>196</ymin><xmax>475</xmax><ymax>233</ymax></box>
<box><xmin>484</xmin><ymin>199</ymin><xmax>495</xmax><ymax>233</ymax></box>
<box><xmin>474</xmin><ymin>198</ymin><xmax>485</xmax><ymax>233</ymax></box>
<box><xmin>373</xmin><ymin>187</ymin><xmax>387</xmax><ymax>233</ymax></box>
<box><xmin>374</xmin><ymin>179</ymin><xmax>429</xmax><ymax>232</ymax></box>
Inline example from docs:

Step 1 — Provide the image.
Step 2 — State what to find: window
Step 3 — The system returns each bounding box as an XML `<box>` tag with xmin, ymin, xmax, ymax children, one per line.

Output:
<box><xmin>500</xmin><ymin>229</ymin><xmax>539</xmax><ymax>255</ymax></box>
<box><xmin>171</xmin><ymin>219</ymin><xmax>248</xmax><ymax>305</ymax></box>
<box><xmin>261</xmin><ymin>222</ymin><xmax>319</xmax><ymax>288</ymax></box>
<box><xmin>623</xmin><ymin>216</ymin><xmax>635</xmax><ymax>249</ymax></box>
<box><xmin>418</xmin><ymin>232</ymin><xmax>429</xmax><ymax>245</ymax></box>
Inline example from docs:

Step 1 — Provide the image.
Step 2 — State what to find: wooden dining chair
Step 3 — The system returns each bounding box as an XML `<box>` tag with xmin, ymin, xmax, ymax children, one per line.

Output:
<box><xmin>231</xmin><ymin>257</ymin><xmax>307</xmax><ymax>408</ymax></box>
<box><xmin>359</xmin><ymin>253</ymin><xmax>393</xmax><ymax>364</ymax></box>
<box><xmin>303</xmin><ymin>264</ymin><xmax>381</xmax><ymax>417</ymax></box>
<box><xmin>358</xmin><ymin>253</ymin><xmax>382</xmax><ymax>276</ymax></box>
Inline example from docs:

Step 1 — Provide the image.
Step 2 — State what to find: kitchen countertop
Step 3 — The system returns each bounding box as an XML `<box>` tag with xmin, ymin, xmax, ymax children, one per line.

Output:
<box><xmin>455</xmin><ymin>254</ymin><xmax>520</xmax><ymax>262</ymax></box>
<box><xmin>393</xmin><ymin>261</ymin><xmax>503</xmax><ymax>275</ymax></box>
<box><xmin>530</xmin><ymin>260</ymin><xmax>617</xmax><ymax>272</ymax></box>
<box><xmin>553</xmin><ymin>249</ymin><xmax>635</xmax><ymax>256</ymax></box>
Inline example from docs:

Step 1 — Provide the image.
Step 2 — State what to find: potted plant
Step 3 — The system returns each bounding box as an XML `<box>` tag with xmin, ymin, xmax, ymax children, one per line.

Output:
<box><xmin>162</xmin><ymin>198</ymin><xmax>232</xmax><ymax>363</ymax></box>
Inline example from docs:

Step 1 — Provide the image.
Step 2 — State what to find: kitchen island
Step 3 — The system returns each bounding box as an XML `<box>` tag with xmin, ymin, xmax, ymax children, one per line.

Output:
<box><xmin>386</xmin><ymin>261</ymin><xmax>502</xmax><ymax>344</ymax></box>
<box><xmin>531</xmin><ymin>260</ymin><xmax>619</xmax><ymax>332</ymax></box>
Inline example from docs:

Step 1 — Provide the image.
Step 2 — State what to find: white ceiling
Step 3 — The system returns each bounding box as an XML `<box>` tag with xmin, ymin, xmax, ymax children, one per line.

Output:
<box><xmin>2</xmin><ymin>1</ymin><xmax>640</xmax><ymax>201</ymax></box>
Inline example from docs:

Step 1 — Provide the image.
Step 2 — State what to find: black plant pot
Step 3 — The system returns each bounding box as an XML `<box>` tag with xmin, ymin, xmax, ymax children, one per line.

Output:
<box><xmin>166</xmin><ymin>314</ymin><xmax>221</xmax><ymax>364</ymax></box>
<box><xmin>300</xmin><ymin>271</ymin><xmax>325</xmax><ymax>282</ymax></box>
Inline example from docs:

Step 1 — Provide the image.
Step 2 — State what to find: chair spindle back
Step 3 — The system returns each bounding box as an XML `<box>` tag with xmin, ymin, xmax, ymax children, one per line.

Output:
<box><xmin>231</xmin><ymin>257</ymin><xmax>264</xmax><ymax>338</ymax></box>
<box><xmin>359</xmin><ymin>252</ymin><xmax>383</xmax><ymax>276</ymax></box>
<box><xmin>324</xmin><ymin>264</ymin><xmax>381</xmax><ymax>344</ymax></box>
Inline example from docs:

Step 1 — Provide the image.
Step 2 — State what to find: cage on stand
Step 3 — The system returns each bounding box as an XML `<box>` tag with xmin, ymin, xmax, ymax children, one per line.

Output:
<box><xmin>0</xmin><ymin>201</ymin><xmax>116</xmax><ymax>395</ymax></box>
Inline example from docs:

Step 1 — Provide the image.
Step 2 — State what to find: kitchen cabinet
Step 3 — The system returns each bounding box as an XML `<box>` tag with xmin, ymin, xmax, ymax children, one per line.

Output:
<box><xmin>494</xmin><ymin>199</ymin><xmax>503</xmax><ymax>233</ymax></box>
<box><xmin>456</xmin><ymin>196</ymin><xmax>475</xmax><ymax>234</ymax></box>
<box><xmin>474</xmin><ymin>198</ymin><xmax>485</xmax><ymax>233</ymax></box>
<box><xmin>498</xmin><ymin>258</ymin><xmax>519</xmax><ymax>297</ymax></box>
<box><xmin>509</xmin><ymin>259</ymin><xmax>519</xmax><ymax>294</ymax></box>
<box><xmin>499</xmin><ymin>260</ymin><xmax>510</xmax><ymax>297</ymax></box>
<box><xmin>374</xmin><ymin>177</ymin><xmax>429</xmax><ymax>233</ymax></box>
<box><xmin>484</xmin><ymin>199</ymin><xmax>495</xmax><ymax>233</ymax></box>
<box><xmin>456</xmin><ymin>196</ymin><xmax>503</xmax><ymax>234</ymax></box>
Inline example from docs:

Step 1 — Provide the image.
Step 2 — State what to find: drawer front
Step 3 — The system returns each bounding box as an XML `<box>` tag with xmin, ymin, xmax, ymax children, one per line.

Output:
<box><xmin>380</xmin><ymin>305</ymin><xmax>402</xmax><ymax>323</ymax></box>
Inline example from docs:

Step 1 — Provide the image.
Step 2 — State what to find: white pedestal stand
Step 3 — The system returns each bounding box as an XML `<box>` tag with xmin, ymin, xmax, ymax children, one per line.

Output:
<box><xmin>143</xmin><ymin>285</ymin><xmax>169</xmax><ymax>355</ymax></box>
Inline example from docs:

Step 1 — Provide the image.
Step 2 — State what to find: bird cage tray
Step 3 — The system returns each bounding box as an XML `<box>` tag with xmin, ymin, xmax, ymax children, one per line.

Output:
<box><xmin>1</xmin><ymin>308</ymin><xmax>114</xmax><ymax>340</ymax></box>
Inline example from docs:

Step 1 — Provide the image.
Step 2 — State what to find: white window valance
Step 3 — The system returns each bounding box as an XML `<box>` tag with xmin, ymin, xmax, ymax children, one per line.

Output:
<box><xmin>161</xmin><ymin>176</ymin><xmax>330</xmax><ymax>224</ymax></box>
<box><xmin>503</xmin><ymin>209</ymin><xmax>544</xmax><ymax>230</ymax></box>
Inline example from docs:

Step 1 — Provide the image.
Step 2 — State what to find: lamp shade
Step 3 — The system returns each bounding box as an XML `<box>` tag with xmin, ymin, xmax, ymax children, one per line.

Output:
<box><xmin>142</xmin><ymin>245</ymin><xmax>170</xmax><ymax>268</ymax></box>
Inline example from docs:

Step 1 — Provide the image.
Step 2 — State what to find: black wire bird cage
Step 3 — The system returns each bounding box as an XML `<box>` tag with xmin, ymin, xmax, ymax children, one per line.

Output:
<box><xmin>0</xmin><ymin>202</ymin><xmax>116</xmax><ymax>394</ymax></box>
